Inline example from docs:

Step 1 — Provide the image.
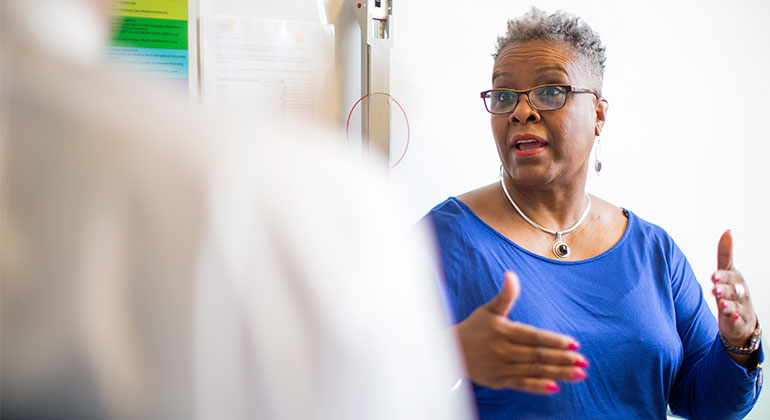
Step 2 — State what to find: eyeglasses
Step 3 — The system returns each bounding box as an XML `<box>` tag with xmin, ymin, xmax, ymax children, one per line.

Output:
<box><xmin>480</xmin><ymin>84</ymin><xmax>599</xmax><ymax>114</ymax></box>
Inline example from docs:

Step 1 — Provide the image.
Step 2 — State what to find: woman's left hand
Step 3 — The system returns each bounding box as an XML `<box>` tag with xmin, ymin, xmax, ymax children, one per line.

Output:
<box><xmin>710</xmin><ymin>230</ymin><xmax>758</xmax><ymax>365</ymax></box>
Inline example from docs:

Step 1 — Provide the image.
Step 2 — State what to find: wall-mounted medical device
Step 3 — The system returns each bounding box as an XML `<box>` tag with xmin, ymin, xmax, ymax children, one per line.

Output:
<box><xmin>354</xmin><ymin>0</ymin><xmax>393</xmax><ymax>163</ymax></box>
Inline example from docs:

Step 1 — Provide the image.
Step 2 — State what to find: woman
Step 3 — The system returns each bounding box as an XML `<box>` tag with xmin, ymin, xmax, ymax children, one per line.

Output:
<box><xmin>426</xmin><ymin>8</ymin><xmax>763</xmax><ymax>419</ymax></box>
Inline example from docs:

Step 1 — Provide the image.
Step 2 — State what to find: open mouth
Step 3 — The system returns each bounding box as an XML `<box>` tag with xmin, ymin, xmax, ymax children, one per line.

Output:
<box><xmin>512</xmin><ymin>135</ymin><xmax>548</xmax><ymax>156</ymax></box>
<box><xmin>514</xmin><ymin>139</ymin><xmax>548</xmax><ymax>151</ymax></box>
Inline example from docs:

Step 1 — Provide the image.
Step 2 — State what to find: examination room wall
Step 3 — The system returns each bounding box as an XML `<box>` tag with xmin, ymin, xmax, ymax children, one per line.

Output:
<box><xmin>386</xmin><ymin>1</ymin><xmax>769</xmax><ymax>418</ymax></box>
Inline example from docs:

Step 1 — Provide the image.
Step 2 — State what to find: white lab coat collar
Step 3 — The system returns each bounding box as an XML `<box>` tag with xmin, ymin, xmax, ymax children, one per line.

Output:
<box><xmin>5</xmin><ymin>0</ymin><xmax>107</xmax><ymax>65</ymax></box>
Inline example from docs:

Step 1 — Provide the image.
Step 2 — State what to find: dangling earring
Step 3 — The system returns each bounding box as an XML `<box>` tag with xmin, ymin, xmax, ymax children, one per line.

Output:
<box><xmin>594</xmin><ymin>136</ymin><xmax>602</xmax><ymax>175</ymax></box>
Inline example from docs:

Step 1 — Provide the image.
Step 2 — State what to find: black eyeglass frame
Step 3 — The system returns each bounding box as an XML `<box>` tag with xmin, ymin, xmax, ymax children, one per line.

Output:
<box><xmin>480</xmin><ymin>84</ymin><xmax>600</xmax><ymax>115</ymax></box>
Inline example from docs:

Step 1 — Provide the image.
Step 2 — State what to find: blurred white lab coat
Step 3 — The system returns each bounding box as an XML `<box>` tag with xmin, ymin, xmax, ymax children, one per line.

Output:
<box><xmin>0</xmin><ymin>1</ymin><xmax>474</xmax><ymax>419</ymax></box>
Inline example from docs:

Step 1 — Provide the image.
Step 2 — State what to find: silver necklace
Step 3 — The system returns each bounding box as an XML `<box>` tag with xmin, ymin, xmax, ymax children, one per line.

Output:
<box><xmin>498</xmin><ymin>166</ymin><xmax>591</xmax><ymax>259</ymax></box>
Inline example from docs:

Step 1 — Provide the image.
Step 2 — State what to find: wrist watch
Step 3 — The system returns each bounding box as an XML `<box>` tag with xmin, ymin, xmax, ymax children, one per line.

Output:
<box><xmin>720</xmin><ymin>320</ymin><xmax>762</xmax><ymax>355</ymax></box>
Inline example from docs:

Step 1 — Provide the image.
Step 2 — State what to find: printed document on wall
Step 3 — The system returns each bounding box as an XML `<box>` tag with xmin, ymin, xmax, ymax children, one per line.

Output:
<box><xmin>200</xmin><ymin>15</ymin><xmax>334</xmax><ymax>126</ymax></box>
<box><xmin>106</xmin><ymin>0</ymin><xmax>189</xmax><ymax>93</ymax></box>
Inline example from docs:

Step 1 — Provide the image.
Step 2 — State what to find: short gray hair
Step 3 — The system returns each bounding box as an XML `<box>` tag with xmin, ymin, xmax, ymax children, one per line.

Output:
<box><xmin>494</xmin><ymin>7</ymin><xmax>606</xmax><ymax>91</ymax></box>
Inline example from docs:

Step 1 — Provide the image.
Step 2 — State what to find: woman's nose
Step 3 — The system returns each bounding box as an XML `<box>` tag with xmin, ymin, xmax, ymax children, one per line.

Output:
<box><xmin>508</xmin><ymin>94</ymin><xmax>541</xmax><ymax>124</ymax></box>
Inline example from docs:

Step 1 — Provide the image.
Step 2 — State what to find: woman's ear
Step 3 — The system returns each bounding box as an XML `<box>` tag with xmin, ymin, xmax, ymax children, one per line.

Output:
<box><xmin>595</xmin><ymin>98</ymin><xmax>609</xmax><ymax>136</ymax></box>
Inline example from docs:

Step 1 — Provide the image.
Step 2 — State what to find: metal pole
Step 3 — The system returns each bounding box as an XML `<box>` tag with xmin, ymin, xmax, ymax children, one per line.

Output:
<box><xmin>355</xmin><ymin>0</ymin><xmax>393</xmax><ymax>164</ymax></box>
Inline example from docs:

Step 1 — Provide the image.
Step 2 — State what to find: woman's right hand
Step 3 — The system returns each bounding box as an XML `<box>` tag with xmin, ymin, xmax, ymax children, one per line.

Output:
<box><xmin>454</xmin><ymin>271</ymin><xmax>588</xmax><ymax>395</ymax></box>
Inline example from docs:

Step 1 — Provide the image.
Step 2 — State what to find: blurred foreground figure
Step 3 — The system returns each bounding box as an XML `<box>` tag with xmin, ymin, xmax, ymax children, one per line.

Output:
<box><xmin>0</xmin><ymin>1</ymin><xmax>473</xmax><ymax>419</ymax></box>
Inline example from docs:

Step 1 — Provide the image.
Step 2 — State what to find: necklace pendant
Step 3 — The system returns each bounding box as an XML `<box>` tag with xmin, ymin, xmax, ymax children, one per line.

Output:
<box><xmin>498</xmin><ymin>167</ymin><xmax>590</xmax><ymax>262</ymax></box>
<box><xmin>552</xmin><ymin>234</ymin><xmax>570</xmax><ymax>259</ymax></box>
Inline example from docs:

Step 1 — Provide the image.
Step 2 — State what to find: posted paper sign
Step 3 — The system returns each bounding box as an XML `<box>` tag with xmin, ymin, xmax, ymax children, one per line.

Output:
<box><xmin>200</xmin><ymin>14</ymin><xmax>334</xmax><ymax>126</ymax></box>
<box><xmin>107</xmin><ymin>0</ymin><xmax>189</xmax><ymax>83</ymax></box>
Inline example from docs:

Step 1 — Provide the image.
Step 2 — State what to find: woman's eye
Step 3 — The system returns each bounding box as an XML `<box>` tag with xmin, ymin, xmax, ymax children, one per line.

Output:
<box><xmin>497</xmin><ymin>92</ymin><xmax>515</xmax><ymax>102</ymax></box>
<box><xmin>538</xmin><ymin>86</ymin><xmax>565</xmax><ymax>96</ymax></box>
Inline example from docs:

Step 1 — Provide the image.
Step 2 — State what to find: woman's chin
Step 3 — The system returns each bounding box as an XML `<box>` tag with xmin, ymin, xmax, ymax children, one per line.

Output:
<box><xmin>506</xmin><ymin>168</ymin><xmax>557</xmax><ymax>188</ymax></box>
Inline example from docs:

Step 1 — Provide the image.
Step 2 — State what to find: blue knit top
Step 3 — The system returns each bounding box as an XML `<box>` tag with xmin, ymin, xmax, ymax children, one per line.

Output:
<box><xmin>427</xmin><ymin>197</ymin><xmax>763</xmax><ymax>420</ymax></box>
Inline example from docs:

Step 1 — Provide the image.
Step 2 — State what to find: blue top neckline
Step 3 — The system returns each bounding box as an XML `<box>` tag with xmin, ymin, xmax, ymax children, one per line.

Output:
<box><xmin>446</xmin><ymin>196</ymin><xmax>632</xmax><ymax>266</ymax></box>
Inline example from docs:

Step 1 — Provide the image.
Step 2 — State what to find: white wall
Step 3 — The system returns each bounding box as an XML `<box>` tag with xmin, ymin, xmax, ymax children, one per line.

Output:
<box><xmin>384</xmin><ymin>1</ymin><xmax>769</xmax><ymax>418</ymax></box>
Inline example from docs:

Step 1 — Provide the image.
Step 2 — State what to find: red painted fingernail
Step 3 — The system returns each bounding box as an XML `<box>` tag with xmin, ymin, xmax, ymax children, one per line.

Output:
<box><xmin>567</xmin><ymin>342</ymin><xmax>580</xmax><ymax>350</ymax></box>
<box><xmin>715</xmin><ymin>287</ymin><xmax>723</xmax><ymax>296</ymax></box>
<box><xmin>572</xmin><ymin>369</ymin><xmax>587</xmax><ymax>380</ymax></box>
<box><xmin>732</xmin><ymin>313</ymin><xmax>740</xmax><ymax>321</ymax></box>
<box><xmin>546</xmin><ymin>383</ymin><xmax>560</xmax><ymax>393</ymax></box>
<box><xmin>574</xmin><ymin>359</ymin><xmax>589</xmax><ymax>368</ymax></box>
<box><xmin>722</xmin><ymin>301</ymin><xmax>729</xmax><ymax>310</ymax></box>
<box><xmin>712</xmin><ymin>273</ymin><xmax>721</xmax><ymax>283</ymax></box>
